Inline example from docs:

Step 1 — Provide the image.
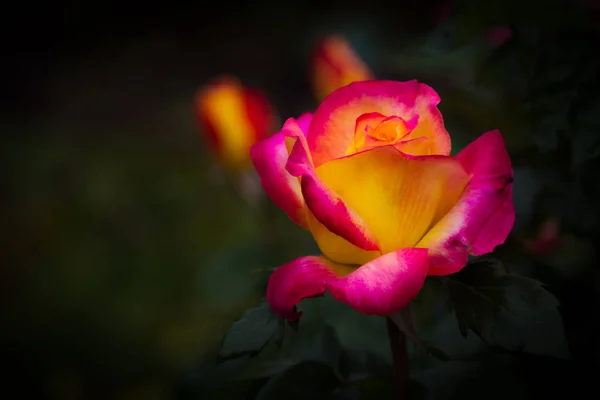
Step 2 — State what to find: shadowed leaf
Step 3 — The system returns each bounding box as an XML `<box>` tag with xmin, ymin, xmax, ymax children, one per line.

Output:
<box><xmin>442</xmin><ymin>259</ymin><xmax>570</xmax><ymax>359</ymax></box>
<box><xmin>218</xmin><ymin>302</ymin><xmax>284</xmax><ymax>362</ymax></box>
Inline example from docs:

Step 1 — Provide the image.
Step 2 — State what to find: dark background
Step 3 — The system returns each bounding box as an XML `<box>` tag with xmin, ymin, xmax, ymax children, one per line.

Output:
<box><xmin>2</xmin><ymin>0</ymin><xmax>600</xmax><ymax>399</ymax></box>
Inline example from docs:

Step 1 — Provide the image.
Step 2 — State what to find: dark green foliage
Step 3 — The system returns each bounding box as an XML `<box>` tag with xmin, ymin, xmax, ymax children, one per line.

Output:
<box><xmin>218</xmin><ymin>302</ymin><xmax>285</xmax><ymax>362</ymax></box>
<box><xmin>441</xmin><ymin>259</ymin><xmax>570</xmax><ymax>359</ymax></box>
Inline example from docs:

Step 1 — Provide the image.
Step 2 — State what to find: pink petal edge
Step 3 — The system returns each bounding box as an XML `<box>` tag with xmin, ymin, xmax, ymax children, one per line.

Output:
<box><xmin>307</xmin><ymin>80</ymin><xmax>420</xmax><ymax>166</ymax></box>
<box><xmin>296</xmin><ymin>112</ymin><xmax>313</xmax><ymax>135</ymax></box>
<box><xmin>307</xmin><ymin>80</ymin><xmax>451</xmax><ymax>166</ymax></box>
<box><xmin>421</xmin><ymin>130</ymin><xmax>515</xmax><ymax>276</ymax></box>
<box><xmin>283</xmin><ymin>119</ymin><xmax>380</xmax><ymax>252</ymax></box>
<box><xmin>267</xmin><ymin>248</ymin><xmax>429</xmax><ymax>320</ymax></box>
<box><xmin>250</xmin><ymin>116</ymin><xmax>313</xmax><ymax>229</ymax></box>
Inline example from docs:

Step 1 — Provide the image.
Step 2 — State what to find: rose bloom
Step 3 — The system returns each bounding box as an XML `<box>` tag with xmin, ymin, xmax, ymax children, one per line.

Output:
<box><xmin>251</xmin><ymin>80</ymin><xmax>514</xmax><ymax>320</ymax></box>
<box><xmin>311</xmin><ymin>35</ymin><xmax>374</xmax><ymax>102</ymax></box>
<box><xmin>194</xmin><ymin>76</ymin><xmax>276</xmax><ymax>172</ymax></box>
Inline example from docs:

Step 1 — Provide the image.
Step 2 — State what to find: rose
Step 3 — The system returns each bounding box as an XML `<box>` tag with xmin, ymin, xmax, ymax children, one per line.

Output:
<box><xmin>311</xmin><ymin>35</ymin><xmax>374</xmax><ymax>102</ymax></box>
<box><xmin>194</xmin><ymin>76</ymin><xmax>276</xmax><ymax>172</ymax></box>
<box><xmin>251</xmin><ymin>80</ymin><xmax>514</xmax><ymax>321</ymax></box>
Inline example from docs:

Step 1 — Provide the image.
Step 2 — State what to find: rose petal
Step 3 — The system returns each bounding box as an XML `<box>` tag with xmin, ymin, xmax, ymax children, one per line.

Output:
<box><xmin>315</xmin><ymin>145</ymin><xmax>468</xmax><ymax>257</ymax></box>
<box><xmin>406</xmin><ymin>83</ymin><xmax>450</xmax><ymax>156</ymax></box>
<box><xmin>284</xmin><ymin>121</ymin><xmax>380</xmax><ymax>256</ymax></box>
<box><xmin>267</xmin><ymin>248</ymin><xmax>430</xmax><ymax>320</ymax></box>
<box><xmin>250</xmin><ymin>130</ymin><xmax>308</xmax><ymax>229</ymax></box>
<box><xmin>394</xmin><ymin>136</ymin><xmax>431</xmax><ymax>155</ymax></box>
<box><xmin>418</xmin><ymin>130</ymin><xmax>515</xmax><ymax>275</ymax></box>
<box><xmin>282</xmin><ymin>113</ymin><xmax>312</xmax><ymax>155</ymax></box>
<box><xmin>296</xmin><ymin>112</ymin><xmax>313</xmax><ymax>135</ymax></box>
<box><xmin>308</xmin><ymin>80</ymin><xmax>451</xmax><ymax>166</ymax></box>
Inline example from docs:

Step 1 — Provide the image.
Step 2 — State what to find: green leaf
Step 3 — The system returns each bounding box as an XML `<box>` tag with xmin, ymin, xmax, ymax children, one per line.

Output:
<box><xmin>389</xmin><ymin>304</ymin><xmax>454</xmax><ymax>362</ymax></box>
<box><xmin>255</xmin><ymin>361</ymin><xmax>340</xmax><ymax>400</ymax></box>
<box><xmin>218</xmin><ymin>302</ymin><xmax>284</xmax><ymax>362</ymax></box>
<box><xmin>195</xmin><ymin>321</ymin><xmax>342</xmax><ymax>391</ymax></box>
<box><xmin>237</xmin><ymin>322</ymin><xmax>343</xmax><ymax>381</ymax></box>
<box><xmin>442</xmin><ymin>259</ymin><xmax>570</xmax><ymax>359</ymax></box>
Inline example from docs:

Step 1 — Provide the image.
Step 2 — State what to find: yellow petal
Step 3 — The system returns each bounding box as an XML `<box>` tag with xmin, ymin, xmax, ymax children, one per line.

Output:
<box><xmin>307</xmin><ymin>211</ymin><xmax>380</xmax><ymax>265</ymax></box>
<box><xmin>315</xmin><ymin>146</ymin><xmax>469</xmax><ymax>254</ymax></box>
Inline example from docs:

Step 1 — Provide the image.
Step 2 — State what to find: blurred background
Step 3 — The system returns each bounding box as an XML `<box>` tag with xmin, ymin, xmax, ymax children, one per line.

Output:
<box><xmin>2</xmin><ymin>0</ymin><xmax>600</xmax><ymax>398</ymax></box>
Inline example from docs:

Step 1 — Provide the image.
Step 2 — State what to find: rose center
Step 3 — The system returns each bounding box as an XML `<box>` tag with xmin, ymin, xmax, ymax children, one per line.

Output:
<box><xmin>347</xmin><ymin>112</ymin><xmax>417</xmax><ymax>154</ymax></box>
<box><xmin>368</xmin><ymin>117</ymin><xmax>409</xmax><ymax>141</ymax></box>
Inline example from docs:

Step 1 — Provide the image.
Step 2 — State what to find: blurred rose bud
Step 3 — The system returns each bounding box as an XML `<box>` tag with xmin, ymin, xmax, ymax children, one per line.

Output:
<box><xmin>524</xmin><ymin>218</ymin><xmax>561</xmax><ymax>256</ymax></box>
<box><xmin>311</xmin><ymin>35</ymin><xmax>374</xmax><ymax>101</ymax></box>
<box><xmin>194</xmin><ymin>76</ymin><xmax>276</xmax><ymax>172</ymax></box>
<box><xmin>485</xmin><ymin>26</ymin><xmax>513</xmax><ymax>47</ymax></box>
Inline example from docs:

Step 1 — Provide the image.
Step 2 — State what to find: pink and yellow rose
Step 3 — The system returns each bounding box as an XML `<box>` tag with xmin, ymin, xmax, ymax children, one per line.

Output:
<box><xmin>194</xmin><ymin>76</ymin><xmax>276</xmax><ymax>171</ymax></box>
<box><xmin>311</xmin><ymin>35</ymin><xmax>374</xmax><ymax>102</ymax></box>
<box><xmin>251</xmin><ymin>80</ymin><xmax>514</xmax><ymax>320</ymax></box>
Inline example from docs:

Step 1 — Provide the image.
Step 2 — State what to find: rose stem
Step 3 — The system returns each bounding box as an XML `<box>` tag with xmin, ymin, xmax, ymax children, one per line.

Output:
<box><xmin>386</xmin><ymin>316</ymin><xmax>410</xmax><ymax>397</ymax></box>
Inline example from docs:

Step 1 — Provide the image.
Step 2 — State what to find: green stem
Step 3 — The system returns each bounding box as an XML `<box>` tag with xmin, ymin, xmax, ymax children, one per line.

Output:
<box><xmin>386</xmin><ymin>316</ymin><xmax>410</xmax><ymax>398</ymax></box>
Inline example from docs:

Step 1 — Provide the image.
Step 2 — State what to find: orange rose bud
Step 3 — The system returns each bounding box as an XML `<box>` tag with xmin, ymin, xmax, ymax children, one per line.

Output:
<box><xmin>311</xmin><ymin>35</ymin><xmax>374</xmax><ymax>101</ymax></box>
<box><xmin>194</xmin><ymin>76</ymin><xmax>276</xmax><ymax>171</ymax></box>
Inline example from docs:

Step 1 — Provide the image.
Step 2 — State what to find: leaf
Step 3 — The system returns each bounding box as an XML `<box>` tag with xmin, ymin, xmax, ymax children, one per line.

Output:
<box><xmin>218</xmin><ymin>302</ymin><xmax>284</xmax><ymax>362</ymax></box>
<box><xmin>389</xmin><ymin>304</ymin><xmax>454</xmax><ymax>362</ymax></box>
<box><xmin>255</xmin><ymin>361</ymin><xmax>340</xmax><ymax>400</ymax></box>
<box><xmin>234</xmin><ymin>321</ymin><xmax>343</xmax><ymax>382</ymax></box>
<box><xmin>442</xmin><ymin>259</ymin><xmax>570</xmax><ymax>359</ymax></box>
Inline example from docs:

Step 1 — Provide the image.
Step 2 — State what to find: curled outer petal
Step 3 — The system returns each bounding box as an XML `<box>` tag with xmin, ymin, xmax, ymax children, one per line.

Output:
<box><xmin>250</xmin><ymin>113</ymin><xmax>313</xmax><ymax>229</ymax></box>
<box><xmin>308</xmin><ymin>80</ymin><xmax>451</xmax><ymax>166</ymax></box>
<box><xmin>194</xmin><ymin>76</ymin><xmax>275</xmax><ymax>170</ymax></box>
<box><xmin>296</xmin><ymin>112</ymin><xmax>313</xmax><ymax>135</ymax></box>
<box><xmin>267</xmin><ymin>248</ymin><xmax>429</xmax><ymax>320</ymax></box>
<box><xmin>250</xmin><ymin>140</ymin><xmax>305</xmax><ymax>229</ymax></box>
<box><xmin>284</xmin><ymin>120</ymin><xmax>380</xmax><ymax>254</ymax></box>
<box><xmin>418</xmin><ymin>130</ymin><xmax>515</xmax><ymax>276</ymax></box>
